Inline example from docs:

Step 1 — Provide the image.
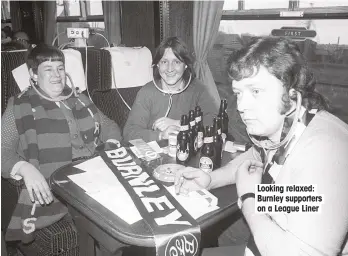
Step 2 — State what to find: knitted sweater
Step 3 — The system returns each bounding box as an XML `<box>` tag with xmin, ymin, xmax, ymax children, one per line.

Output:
<box><xmin>123</xmin><ymin>79</ymin><xmax>218</xmax><ymax>142</ymax></box>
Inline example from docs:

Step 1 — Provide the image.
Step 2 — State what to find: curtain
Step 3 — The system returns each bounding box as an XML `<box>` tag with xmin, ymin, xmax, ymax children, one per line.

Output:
<box><xmin>43</xmin><ymin>1</ymin><xmax>57</xmax><ymax>45</ymax></box>
<box><xmin>102</xmin><ymin>1</ymin><xmax>122</xmax><ymax>46</ymax></box>
<box><xmin>193</xmin><ymin>0</ymin><xmax>224</xmax><ymax>109</ymax></box>
<box><xmin>10</xmin><ymin>1</ymin><xmax>22</xmax><ymax>33</ymax></box>
<box><xmin>32</xmin><ymin>1</ymin><xmax>44</xmax><ymax>43</ymax></box>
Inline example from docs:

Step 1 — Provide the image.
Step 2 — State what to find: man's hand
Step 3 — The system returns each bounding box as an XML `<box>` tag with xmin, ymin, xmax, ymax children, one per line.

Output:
<box><xmin>159</xmin><ymin>125</ymin><xmax>180</xmax><ymax>140</ymax></box>
<box><xmin>236</xmin><ymin>159</ymin><xmax>263</xmax><ymax>197</ymax></box>
<box><xmin>174</xmin><ymin>167</ymin><xmax>211</xmax><ymax>195</ymax></box>
<box><xmin>153</xmin><ymin>117</ymin><xmax>180</xmax><ymax>132</ymax></box>
<box><xmin>17</xmin><ymin>162</ymin><xmax>53</xmax><ymax>205</ymax></box>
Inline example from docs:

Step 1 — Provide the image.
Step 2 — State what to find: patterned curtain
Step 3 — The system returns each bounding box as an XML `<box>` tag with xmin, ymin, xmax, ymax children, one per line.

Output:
<box><xmin>32</xmin><ymin>1</ymin><xmax>44</xmax><ymax>43</ymax></box>
<box><xmin>43</xmin><ymin>1</ymin><xmax>57</xmax><ymax>45</ymax></box>
<box><xmin>102</xmin><ymin>1</ymin><xmax>122</xmax><ymax>46</ymax></box>
<box><xmin>192</xmin><ymin>0</ymin><xmax>224</xmax><ymax>109</ymax></box>
<box><xmin>9</xmin><ymin>1</ymin><xmax>22</xmax><ymax>32</ymax></box>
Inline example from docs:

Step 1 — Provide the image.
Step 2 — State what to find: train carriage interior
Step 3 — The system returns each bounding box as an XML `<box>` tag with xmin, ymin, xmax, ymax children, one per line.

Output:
<box><xmin>1</xmin><ymin>0</ymin><xmax>348</xmax><ymax>255</ymax></box>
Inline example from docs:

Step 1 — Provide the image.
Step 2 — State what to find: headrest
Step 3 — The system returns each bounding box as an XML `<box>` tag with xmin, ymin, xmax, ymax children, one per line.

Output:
<box><xmin>104</xmin><ymin>46</ymin><xmax>153</xmax><ymax>89</ymax></box>
<box><xmin>11</xmin><ymin>48</ymin><xmax>87</xmax><ymax>92</ymax></box>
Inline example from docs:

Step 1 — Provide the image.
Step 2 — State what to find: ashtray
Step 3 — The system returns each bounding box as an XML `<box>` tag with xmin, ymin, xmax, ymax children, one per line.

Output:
<box><xmin>153</xmin><ymin>163</ymin><xmax>185</xmax><ymax>184</ymax></box>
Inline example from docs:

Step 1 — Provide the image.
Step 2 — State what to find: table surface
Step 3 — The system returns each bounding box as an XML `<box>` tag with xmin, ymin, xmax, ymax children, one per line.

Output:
<box><xmin>50</xmin><ymin>142</ymin><xmax>240</xmax><ymax>248</ymax></box>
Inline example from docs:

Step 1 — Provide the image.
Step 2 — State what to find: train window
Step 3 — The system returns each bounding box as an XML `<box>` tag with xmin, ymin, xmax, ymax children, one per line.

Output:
<box><xmin>208</xmin><ymin>0</ymin><xmax>348</xmax><ymax>123</ymax></box>
<box><xmin>56</xmin><ymin>0</ymin><xmax>106</xmax><ymax>47</ymax></box>
<box><xmin>57</xmin><ymin>0</ymin><xmax>81</xmax><ymax>17</ymax></box>
<box><xmin>56</xmin><ymin>0</ymin><xmax>104</xmax><ymax>21</ymax></box>
<box><xmin>1</xmin><ymin>0</ymin><xmax>11</xmax><ymax>22</ymax></box>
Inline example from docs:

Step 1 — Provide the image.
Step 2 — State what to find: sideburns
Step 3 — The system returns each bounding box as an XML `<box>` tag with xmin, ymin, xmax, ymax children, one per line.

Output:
<box><xmin>280</xmin><ymin>91</ymin><xmax>292</xmax><ymax>115</ymax></box>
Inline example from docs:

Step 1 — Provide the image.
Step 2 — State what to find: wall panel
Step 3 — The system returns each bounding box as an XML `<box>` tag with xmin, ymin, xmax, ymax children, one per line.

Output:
<box><xmin>121</xmin><ymin>1</ymin><xmax>156</xmax><ymax>54</ymax></box>
<box><xmin>168</xmin><ymin>1</ymin><xmax>194</xmax><ymax>50</ymax></box>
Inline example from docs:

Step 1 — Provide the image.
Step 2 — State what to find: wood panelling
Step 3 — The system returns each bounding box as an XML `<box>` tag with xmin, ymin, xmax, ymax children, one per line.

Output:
<box><xmin>120</xmin><ymin>1</ymin><xmax>157</xmax><ymax>54</ymax></box>
<box><xmin>120</xmin><ymin>1</ymin><xmax>194</xmax><ymax>54</ymax></box>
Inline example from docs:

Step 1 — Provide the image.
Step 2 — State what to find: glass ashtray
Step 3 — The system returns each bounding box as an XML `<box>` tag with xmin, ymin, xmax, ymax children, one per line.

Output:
<box><xmin>153</xmin><ymin>163</ymin><xmax>185</xmax><ymax>184</ymax></box>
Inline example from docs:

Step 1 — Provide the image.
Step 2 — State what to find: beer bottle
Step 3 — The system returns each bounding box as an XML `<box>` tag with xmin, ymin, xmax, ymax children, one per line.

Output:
<box><xmin>188</xmin><ymin>110</ymin><xmax>198</xmax><ymax>155</ymax></box>
<box><xmin>195</xmin><ymin>106</ymin><xmax>204</xmax><ymax>150</ymax></box>
<box><xmin>176</xmin><ymin>133</ymin><xmax>190</xmax><ymax>166</ymax></box>
<box><xmin>218</xmin><ymin>99</ymin><xmax>229</xmax><ymax>143</ymax></box>
<box><xmin>177</xmin><ymin>114</ymin><xmax>192</xmax><ymax>161</ymax></box>
<box><xmin>213</xmin><ymin>117</ymin><xmax>223</xmax><ymax>168</ymax></box>
<box><xmin>199</xmin><ymin>126</ymin><xmax>216</xmax><ymax>173</ymax></box>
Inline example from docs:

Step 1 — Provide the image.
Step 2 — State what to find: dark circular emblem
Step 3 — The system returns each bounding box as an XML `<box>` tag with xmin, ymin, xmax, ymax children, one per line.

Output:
<box><xmin>165</xmin><ymin>232</ymin><xmax>198</xmax><ymax>256</ymax></box>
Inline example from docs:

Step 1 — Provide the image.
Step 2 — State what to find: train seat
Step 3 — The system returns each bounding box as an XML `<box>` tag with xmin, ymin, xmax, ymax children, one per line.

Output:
<box><xmin>90</xmin><ymin>47</ymin><xmax>153</xmax><ymax>129</ymax></box>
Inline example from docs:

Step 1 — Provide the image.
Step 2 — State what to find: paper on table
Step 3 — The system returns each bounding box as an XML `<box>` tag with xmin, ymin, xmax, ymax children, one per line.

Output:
<box><xmin>165</xmin><ymin>186</ymin><xmax>219</xmax><ymax>219</ymax></box>
<box><xmin>224</xmin><ymin>141</ymin><xmax>237</xmax><ymax>153</ymax></box>
<box><xmin>68</xmin><ymin>157</ymin><xmax>124</xmax><ymax>193</ymax></box>
<box><xmin>87</xmin><ymin>187</ymin><xmax>142</xmax><ymax>225</ymax></box>
<box><xmin>74</xmin><ymin>156</ymin><xmax>110</xmax><ymax>173</ymax></box>
<box><xmin>68</xmin><ymin>156</ymin><xmax>142</xmax><ymax>224</ymax></box>
<box><xmin>130</xmin><ymin>141</ymin><xmax>163</xmax><ymax>158</ymax></box>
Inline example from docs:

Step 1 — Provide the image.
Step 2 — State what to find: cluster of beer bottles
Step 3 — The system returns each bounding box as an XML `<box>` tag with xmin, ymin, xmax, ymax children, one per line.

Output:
<box><xmin>176</xmin><ymin>99</ymin><xmax>229</xmax><ymax>173</ymax></box>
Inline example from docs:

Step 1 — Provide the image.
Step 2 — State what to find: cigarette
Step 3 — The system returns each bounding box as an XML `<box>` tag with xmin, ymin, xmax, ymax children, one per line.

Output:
<box><xmin>56</xmin><ymin>180</ymin><xmax>69</xmax><ymax>184</ymax></box>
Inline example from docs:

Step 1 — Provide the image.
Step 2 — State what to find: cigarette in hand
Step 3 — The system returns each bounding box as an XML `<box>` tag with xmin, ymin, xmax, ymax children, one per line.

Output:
<box><xmin>175</xmin><ymin>176</ymin><xmax>184</xmax><ymax>195</ymax></box>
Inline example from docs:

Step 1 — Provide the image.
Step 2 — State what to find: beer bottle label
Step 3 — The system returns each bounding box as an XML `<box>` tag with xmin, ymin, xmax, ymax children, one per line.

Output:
<box><xmin>199</xmin><ymin>157</ymin><xmax>213</xmax><ymax>173</ymax></box>
<box><xmin>180</xmin><ymin>125</ymin><xmax>189</xmax><ymax>131</ymax></box>
<box><xmin>190</xmin><ymin>120</ymin><xmax>196</xmax><ymax>127</ymax></box>
<box><xmin>176</xmin><ymin>144</ymin><xmax>189</xmax><ymax>161</ymax></box>
<box><xmin>197</xmin><ymin>132</ymin><xmax>204</xmax><ymax>148</ymax></box>
<box><xmin>195</xmin><ymin>116</ymin><xmax>201</xmax><ymax>122</ymax></box>
<box><xmin>203</xmin><ymin>136</ymin><xmax>213</xmax><ymax>144</ymax></box>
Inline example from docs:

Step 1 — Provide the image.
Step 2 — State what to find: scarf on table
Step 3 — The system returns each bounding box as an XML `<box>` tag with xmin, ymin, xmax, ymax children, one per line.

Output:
<box><xmin>5</xmin><ymin>86</ymin><xmax>101</xmax><ymax>243</ymax></box>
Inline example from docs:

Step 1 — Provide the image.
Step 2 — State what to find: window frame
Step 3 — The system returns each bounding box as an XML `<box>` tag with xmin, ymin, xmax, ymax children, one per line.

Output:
<box><xmin>1</xmin><ymin>0</ymin><xmax>11</xmax><ymax>23</ymax></box>
<box><xmin>56</xmin><ymin>0</ymin><xmax>104</xmax><ymax>23</ymax></box>
<box><xmin>221</xmin><ymin>6</ymin><xmax>348</xmax><ymax>20</ymax></box>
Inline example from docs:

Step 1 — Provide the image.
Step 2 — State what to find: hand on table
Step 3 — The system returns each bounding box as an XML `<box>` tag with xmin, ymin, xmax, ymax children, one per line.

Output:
<box><xmin>17</xmin><ymin>162</ymin><xmax>53</xmax><ymax>205</ymax></box>
<box><xmin>153</xmin><ymin>117</ymin><xmax>180</xmax><ymax>132</ymax></box>
<box><xmin>236</xmin><ymin>159</ymin><xmax>263</xmax><ymax>197</ymax></box>
<box><xmin>174</xmin><ymin>167</ymin><xmax>211</xmax><ymax>195</ymax></box>
<box><xmin>159</xmin><ymin>125</ymin><xmax>180</xmax><ymax>140</ymax></box>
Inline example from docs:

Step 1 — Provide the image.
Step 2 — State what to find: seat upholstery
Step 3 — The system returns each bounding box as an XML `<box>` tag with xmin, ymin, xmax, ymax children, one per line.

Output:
<box><xmin>75</xmin><ymin>47</ymin><xmax>112</xmax><ymax>93</ymax></box>
<box><xmin>1</xmin><ymin>51</ymin><xmax>25</xmax><ymax>115</ymax></box>
<box><xmin>92</xmin><ymin>87</ymin><xmax>142</xmax><ymax>130</ymax></box>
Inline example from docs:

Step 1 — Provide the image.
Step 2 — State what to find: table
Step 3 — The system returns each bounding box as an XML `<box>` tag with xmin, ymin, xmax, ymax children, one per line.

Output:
<box><xmin>50</xmin><ymin>142</ymin><xmax>241</xmax><ymax>256</ymax></box>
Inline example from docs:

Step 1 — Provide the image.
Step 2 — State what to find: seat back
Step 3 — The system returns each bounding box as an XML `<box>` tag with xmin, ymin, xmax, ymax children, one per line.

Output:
<box><xmin>92</xmin><ymin>87</ymin><xmax>142</xmax><ymax>130</ymax></box>
<box><xmin>1</xmin><ymin>51</ymin><xmax>26</xmax><ymax>114</ymax></box>
<box><xmin>90</xmin><ymin>47</ymin><xmax>152</xmax><ymax>129</ymax></box>
<box><xmin>75</xmin><ymin>47</ymin><xmax>112</xmax><ymax>93</ymax></box>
